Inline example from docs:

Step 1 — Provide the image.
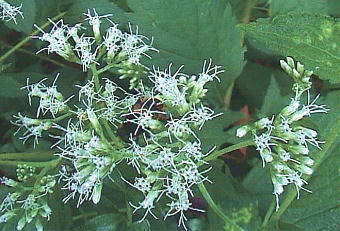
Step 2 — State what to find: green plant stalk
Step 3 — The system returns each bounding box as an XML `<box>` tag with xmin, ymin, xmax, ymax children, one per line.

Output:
<box><xmin>0</xmin><ymin>158</ymin><xmax>60</xmax><ymax>168</ymax></box>
<box><xmin>90</xmin><ymin>64</ymin><xmax>101</xmax><ymax>92</ymax></box>
<box><xmin>89</xmin><ymin>64</ymin><xmax>124</xmax><ymax>147</ymax></box>
<box><xmin>0</xmin><ymin>11</ymin><xmax>67</xmax><ymax>64</ymax></box>
<box><xmin>263</xmin><ymin>115</ymin><xmax>340</xmax><ymax>226</ymax></box>
<box><xmin>198</xmin><ymin>183</ymin><xmax>245</xmax><ymax>231</ymax></box>
<box><xmin>0</xmin><ymin>151</ymin><xmax>55</xmax><ymax>160</ymax></box>
<box><xmin>203</xmin><ymin>140</ymin><xmax>254</xmax><ymax>163</ymax></box>
<box><xmin>261</xmin><ymin>199</ymin><xmax>276</xmax><ymax>227</ymax></box>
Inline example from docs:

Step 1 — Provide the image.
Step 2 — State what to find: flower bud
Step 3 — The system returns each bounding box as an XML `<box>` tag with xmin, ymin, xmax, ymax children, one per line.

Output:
<box><xmin>16</xmin><ymin>216</ymin><xmax>27</xmax><ymax>231</ymax></box>
<box><xmin>254</xmin><ymin>117</ymin><xmax>272</xmax><ymax>129</ymax></box>
<box><xmin>92</xmin><ymin>183</ymin><xmax>103</xmax><ymax>204</ymax></box>
<box><xmin>297</xmin><ymin>156</ymin><xmax>314</xmax><ymax>166</ymax></box>
<box><xmin>292</xmin><ymin>69</ymin><xmax>301</xmax><ymax>79</ymax></box>
<box><xmin>236</xmin><ymin>125</ymin><xmax>250</xmax><ymax>138</ymax></box>
<box><xmin>296</xmin><ymin>62</ymin><xmax>304</xmax><ymax>74</ymax></box>
<box><xmin>280</xmin><ymin>60</ymin><xmax>292</xmax><ymax>74</ymax></box>
<box><xmin>261</xmin><ymin>149</ymin><xmax>273</xmax><ymax>163</ymax></box>
<box><xmin>289</xmin><ymin>145</ymin><xmax>309</xmax><ymax>155</ymax></box>
<box><xmin>35</xmin><ymin>219</ymin><xmax>43</xmax><ymax>231</ymax></box>
<box><xmin>87</xmin><ymin>109</ymin><xmax>104</xmax><ymax>136</ymax></box>
<box><xmin>296</xmin><ymin>127</ymin><xmax>317</xmax><ymax>138</ymax></box>
<box><xmin>292</xmin><ymin>163</ymin><xmax>313</xmax><ymax>175</ymax></box>
<box><xmin>287</xmin><ymin>57</ymin><xmax>295</xmax><ymax>68</ymax></box>
<box><xmin>280</xmin><ymin>99</ymin><xmax>300</xmax><ymax>116</ymax></box>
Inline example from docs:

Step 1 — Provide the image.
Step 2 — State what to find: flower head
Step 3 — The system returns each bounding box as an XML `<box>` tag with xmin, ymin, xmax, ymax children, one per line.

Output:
<box><xmin>0</xmin><ymin>0</ymin><xmax>23</xmax><ymax>23</ymax></box>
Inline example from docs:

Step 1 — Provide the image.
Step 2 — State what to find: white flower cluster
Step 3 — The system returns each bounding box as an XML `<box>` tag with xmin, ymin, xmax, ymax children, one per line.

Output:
<box><xmin>122</xmin><ymin>62</ymin><xmax>222</xmax><ymax>228</ymax></box>
<box><xmin>0</xmin><ymin>165</ymin><xmax>56</xmax><ymax>231</ymax></box>
<box><xmin>11</xmin><ymin>9</ymin><xmax>223</xmax><ymax>230</ymax></box>
<box><xmin>236</xmin><ymin>57</ymin><xmax>328</xmax><ymax>210</ymax></box>
<box><xmin>150</xmin><ymin>59</ymin><xmax>222</xmax><ymax>114</ymax></box>
<box><xmin>0</xmin><ymin>0</ymin><xmax>23</xmax><ymax>24</ymax></box>
<box><xmin>11</xmin><ymin>76</ymin><xmax>72</xmax><ymax>147</ymax></box>
<box><xmin>34</xmin><ymin>9</ymin><xmax>156</xmax><ymax>72</ymax></box>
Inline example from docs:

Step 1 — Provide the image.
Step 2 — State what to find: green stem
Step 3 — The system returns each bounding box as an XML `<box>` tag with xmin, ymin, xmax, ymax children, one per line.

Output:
<box><xmin>0</xmin><ymin>151</ymin><xmax>54</xmax><ymax>161</ymax></box>
<box><xmin>262</xmin><ymin>199</ymin><xmax>276</xmax><ymax>227</ymax></box>
<box><xmin>198</xmin><ymin>183</ymin><xmax>244</xmax><ymax>231</ymax></box>
<box><xmin>0</xmin><ymin>158</ymin><xmax>60</xmax><ymax>168</ymax></box>
<box><xmin>90</xmin><ymin>64</ymin><xmax>100</xmax><ymax>91</ymax></box>
<box><xmin>203</xmin><ymin>140</ymin><xmax>254</xmax><ymax>163</ymax></box>
<box><xmin>102</xmin><ymin>120</ymin><xmax>123</xmax><ymax>148</ymax></box>
<box><xmin>0</xmin><ymin>11</ymin><xmax>66</xmax><ymax>64</ymax></box>
<box><xmin>267</xmin><ymin>115</ymin><xmax>340</xmax><ymax>224</ymax></box>
<box><xmin>72</xmin><ymin>212</ymin><xmax>98</xmax><ymax>221</ymax></box>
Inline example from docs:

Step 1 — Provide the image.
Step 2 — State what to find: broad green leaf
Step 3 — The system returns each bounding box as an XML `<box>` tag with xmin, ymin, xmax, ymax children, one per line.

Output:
<box><xmin>5</xmin><ymin>0</ymin><xmax>36</xmax><ymax>34</ymax></box>
<box><xmin>261</xmin><ymin>76</ymin><xmax>290</xmax><ymax>115</ymax></box>
<box><xmin>44</xmin><ymin>187</ymin><xmax>72</xmax><ymax>231</ymax></box>
<box><xmin>34</xmin><ymin>0</ymin><xmax>62</xmax><ymax>24</ymax></box>
<box><xmin>269</xmin><ymin>0</ymin><xmax>328</xmax><ymax>16</ymax></box>
<box><xmin>73</xmin><ymin>213</ymin><xmax>125</xmax><ymax>231</ymax></box>
<box><xmin>0</xmin><ymin>74</ymin><xmax>24</xmax><ymax>98</ymax></box>
<box><xmin>203</xmin><ymin>160</ymin><xmax>262</xmax><ymax>230</ymax></box>
<box><xmin>126</xmin><ymin>0</ymin><xmax>246</xmax><ymax>106</ymax></box>
<box><xmin>327</xmin><ymin>0</ymin><xmax>340</xmax><ymax>17</ymax></box>
<box><xmin>276</xmin><ymin>91</ymin><xmax>340</xmax><ymax>230</ymax></box>
<box><xmin>239</xmin><ymin>13</ymin><xmax>340</xmax><ymax>83</ymax></box>
<box><xmin>65</xmin><ymin>0</ymin><xmax>127</xmax><ymax>25</ymax></box>
<box><xmin>126</xmin><ymin>220</ymin><xmax>151</xmax><ymax>231</ymax></box>
<box><xmin>197</xmin><ymin>109</ymin><xmax>242</xmax><ymax>152</ymax></box>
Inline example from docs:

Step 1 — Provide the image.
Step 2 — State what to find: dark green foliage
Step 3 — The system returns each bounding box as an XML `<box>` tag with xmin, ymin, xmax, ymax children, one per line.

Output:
<box><xmin>239</xmin><ymin>13</ymin><xmax>340</xmax><ymax>83</ymax></box>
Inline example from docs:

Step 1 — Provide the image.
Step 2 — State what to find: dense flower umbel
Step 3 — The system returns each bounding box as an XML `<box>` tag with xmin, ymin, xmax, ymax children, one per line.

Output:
<box><xmin>10</xmin><ymin>9</ymin><xmax>223</xmax><ymax>230</ymax></box>
<box><xmin>0</xmin><ymin>165</ymin><xmax>56</xmax><ymax>231</ymax></box>
<box><xmin>236</xmin><ymin>57</ymin><xmax>328</xmax><ymax>210</ymax></box>
<box><xmin>0</xmin><ymin>0</ymin><xmax>23</xmax><ymax>23</ymax></box>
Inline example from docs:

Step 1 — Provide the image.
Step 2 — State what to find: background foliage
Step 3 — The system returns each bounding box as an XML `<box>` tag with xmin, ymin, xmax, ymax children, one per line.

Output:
<box><xmin>0</xmin><ymin>0</ymin><xmax>339</xmax><ymax>230</ymax></box>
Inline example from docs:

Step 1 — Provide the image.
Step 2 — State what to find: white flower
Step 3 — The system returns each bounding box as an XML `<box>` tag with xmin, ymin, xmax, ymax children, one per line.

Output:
<box><xmin>130</xmin><ymin>191</ymin><xmax>159</xmax><ymax>222</ymax></box>
<box><xmin>0</xmin><ymin>193</ymin><xmax>20</xmax><ymax>212</ymax></box>
<box><xmin>12</xmin><ymin>113</ymin><xmax>52</xmax><ymax>147</ymax></box>
<box><xmin>188</xmin><ymin>105</ymin><xmax>221</xmax><ymax>129</ymax></box>
<box><xmin>0</xmin><ymin>0</ymin><xmax>23</xmax><ymax>24</ymax></box>
<box><xmin>196</xmin><ymin>59</ymin><xmax>222</xmax><ymax>84</ymax></box>
<box><xmin>73</xmin><ymin>35</ymin><xmax>99</xmax><ymax>71</ymax></box>
<box><xmin>22</xmin><ymin>76</ymin><xmax>71</xmax><ymax>117</ymax></box>
<box><xmin>104</xmin><ymin>24</ymin><xmax>123</xmax><ymax>58</ymax></box>
<box><xmin>165</xmin><ymin>115</ymin><xmax>197</xmax><ymax>143</ymax></box>
<box><xmin>34</xmin><ymin>19</ymin><xmax>73</xmax><ymax>59</ymax></box>
<box><xmin>149</xmin><ymin>65</ymin><xmax>188</xmax><ymax>107</ymax></box>
<box><xmin>121</xmin><ymin>23</ymin><xmax>157</xmax><ymax>65</ymax></box>
<box><xmin>84</xmin><ymin>8</ymin><xmax>112</xmax><ymax>39</ymax></box>
<box><xmin>164</xmin><ymin>192</ymin><xmax>204</xmax><ymax>230</ymax></box>
<box><xmin>76</xmin><ymin>79</ymin><xmax>96</xmax><ymax>105</ymax></box>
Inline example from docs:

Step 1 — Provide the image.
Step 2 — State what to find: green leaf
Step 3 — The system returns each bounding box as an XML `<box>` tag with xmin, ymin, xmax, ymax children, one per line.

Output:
<box><xmin>327</xmin><ymin>0</ymin><xmax>340</xmax><ymax>17</ymax></box>
<box><xmin>269</xmin><ymin>0</ymin><xmax>328</xmax><ymax>16</ymax></box>
<box><xmin>0</xmin><ymin>74</ymin><xmax>24</xmax><ymax>98</ymax></box>
<box><xmin>34</xmin><ymin>0</ymin><xmax>62</xmax><ymax>24</ymax></box>
<box><xmin>126</xmin><ymin>0</ymin><xmax>245</xmax><ymax>106</ymax></box>
<box><xmin>65</xmin><ymin>0</ymin><xmax>127</xmax><ymax>25</ymax></box>
<box><xmin>5</xmin><ymin>0</ymin><xmax>36</xmax><ymax>34</ymax></box>
<box><xmin>197</xmin><ymin>109</ymin><xmax>242</xmax><ymax>152</ymax></box>
<box><xmin>73</xmin><ymin>213</ymin><xmax>125</xmax><ymax>231</ymax></box>
<box><xmin>239</xmin><ymin>13</ymin><xmax>340</xmax><ymax>83</ymax></box>
<box><xmin>261</xmin><ymin>76</ymin><xmax>290</xmax><ymax>115</ymax></box>
<box><xmin>44</xmin><ymin>187</ymin><xmax>72</xmax><ymax>231</ymax></box>
<box><xmin>126</xmin><ymin>220</ymin><xmax>151</xmax><ymax>231</ymax></box>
